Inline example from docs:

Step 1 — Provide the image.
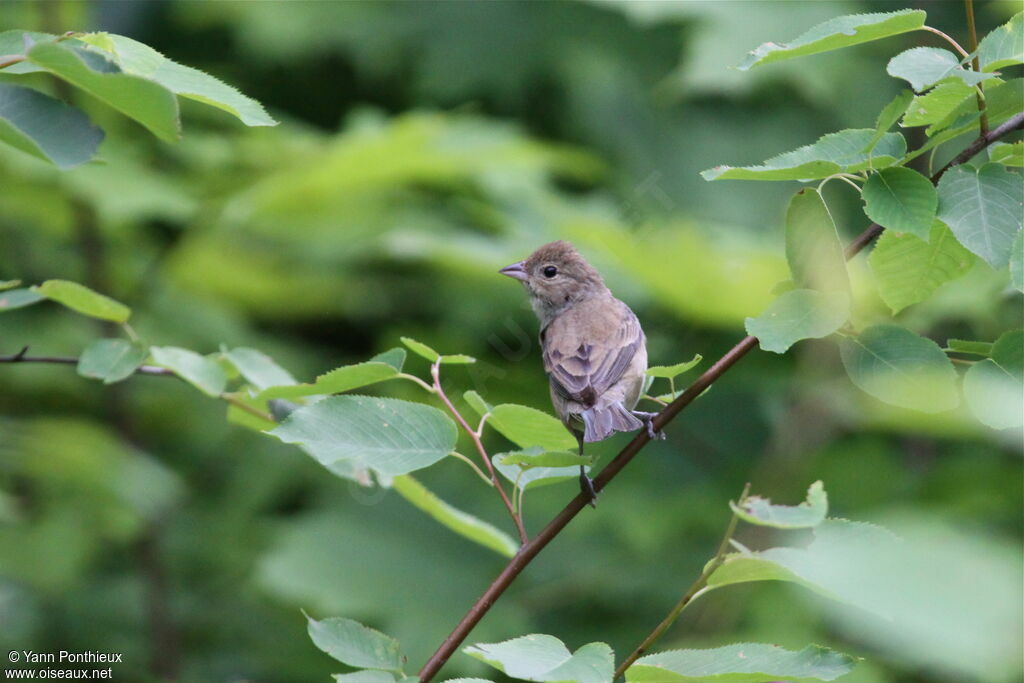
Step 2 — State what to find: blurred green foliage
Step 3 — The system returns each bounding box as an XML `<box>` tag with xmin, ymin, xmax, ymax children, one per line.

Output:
<box><xmin>0</xmin><ymin>1</ymin><xmax>1020</xmax><ymax>681</ymax></box>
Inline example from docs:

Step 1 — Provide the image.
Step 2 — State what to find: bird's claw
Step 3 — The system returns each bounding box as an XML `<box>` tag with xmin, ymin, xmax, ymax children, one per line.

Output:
<box><xmin>633</xmin><ymin>410</ymin><xmax>666</xmax><ymax>440</ymax></box>
<box><xmin>579</xmin><ymin>471</ymin><xmax>598</xmax><ymax>508</ymax></box>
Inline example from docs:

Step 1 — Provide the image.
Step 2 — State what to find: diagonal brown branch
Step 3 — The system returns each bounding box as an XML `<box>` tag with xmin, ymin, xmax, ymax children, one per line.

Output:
<box><xmin>416</xmin><ymin>109</ymin><xmax>1024</xmax><ymax>683</ymax></box>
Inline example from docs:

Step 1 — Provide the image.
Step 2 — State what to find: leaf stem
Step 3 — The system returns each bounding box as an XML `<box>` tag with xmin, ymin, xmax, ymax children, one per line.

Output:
<box><xmin>964</xmin><ymin>0</ymin><xmax>989</xmax><ymax>135</ymax></box>
<box><xmin>449</xmin><ymin>451</ymin><xmax>494</xmax><ymax>486</ymax></box>
<box><xmin>397</xmin><ymin>372</ymin><xmax>436</xmax><ymax>393</ymax></box>
<box><xmin>921</xmin><ymin>25</ymin><xmax>971</xmax><ymax>58</ymax></box>
<box><xmin>220</xmin><ymin>393</ymin><xmax>273</xmax><ymax>422</ymax></box>
<box><xmin>612</xmin><ymin>483</ymin><xmax>751</xmax><ymax>680</ymax></box>
<box><xmin>431</xmin><ymin>361</ymin><xmax>528</xmax><ymax>545</ymax></box>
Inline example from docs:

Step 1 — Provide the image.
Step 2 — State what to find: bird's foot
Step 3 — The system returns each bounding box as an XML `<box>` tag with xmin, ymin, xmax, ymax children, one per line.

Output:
<box><xmin>579</xmin><ymin>469</ymin><xmax>598</xmax><ymax>508</ymax></box>
<box><xmin>632</xmin><ymin>410</ymin><xmax>665</xmax><ymax>440</ymax></box>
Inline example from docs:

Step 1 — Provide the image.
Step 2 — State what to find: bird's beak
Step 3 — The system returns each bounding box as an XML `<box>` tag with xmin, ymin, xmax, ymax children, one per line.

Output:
<box><xmin>499</xmin><ymin>261</ymin><xmax>528</xmax><ymax>281</ymax></box>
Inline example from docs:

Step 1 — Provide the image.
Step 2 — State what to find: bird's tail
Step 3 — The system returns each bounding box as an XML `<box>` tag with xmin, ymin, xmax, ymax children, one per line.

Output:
<box><xmin>581</xmin><ymin>401</ymin><xmax>643</xmax><ymax>443</ymax></box>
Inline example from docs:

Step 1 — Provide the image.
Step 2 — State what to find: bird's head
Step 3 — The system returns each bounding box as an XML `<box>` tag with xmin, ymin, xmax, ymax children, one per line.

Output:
<box><xmin>500</xmin><ymin>241</ymin><xmax>606</xmax><ymax>321</ymax></box>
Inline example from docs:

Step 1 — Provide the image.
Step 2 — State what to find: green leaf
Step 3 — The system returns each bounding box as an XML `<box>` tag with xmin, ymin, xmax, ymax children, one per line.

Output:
<box><xmin>730</xmin><ymin>481</ymin><xmax>828</xmax><ymax>529</ymax></box>
<box><xmin>269</xmin><ymin>395</ymin><xmax>457</xmax><ymax>477</ymax></box>
<box><xmin>907</xmin><ymin>78</ymin><xmax>1024</xmax><ymax>150</ymax></box>
<box><xmin>150</xmin><ymin>346</ymin><xmax>227</xmax><ymax>397</ymax></box>
<box><xmin>963</xmin><ymin>359</ymin><xmax>1024</xmax><ymax>429</ymax></box>
<box><xmin>440</xmin><ymin>354</ymin><xmax>477</xmax><ymax>364</ymax></box>
<box><xmin>400</xmin><ymin>336</ymin><xmax>440</xmax><ymax>362</ymax></box>
<box><xmin>225</xmin><ymin>391</ymin><xmax>276</xmax><ymax>432</ymax></box>
<box><xmin>498</xmin><ymin>450</ymin><xmax>590</xmax><ymax>469</ymax></box>
<box><xmin>370</xmin><ymin>347</ymin><xmax>407</xmax><ymax>372</ymax></box>
<box><xmin>838</xmin><ymin>325</ymin><xmax>958</xmax><ymax>412</ymax></box>
<box><xmin>864</xmin><ymin>89</ymin><xmax>913</xmax><ymax>153</ymax></box>
<box><xmin>702</xmin><ymin>130</ymin><xmax>905</xmax><ymax>182</ymax></box>
<box><xmin>784</xmin><ymin>189</ymin><xmax>850</xmax><ymax>293</ymax></box>
<box><xmin>76</xmin><ymin>33</ymin><xmax>277</xmax><ymax>127</ymax></box>
<box><xmin>222</xmin><ymin>347</ymin><xmax>296</xmax><ymax>392</ymax></box>
<box><xmin>989</xmin><ymin>141</ymin><xmax>1024</xmax><ymax>167</ymax></box>
<box><xmin>391</xmin><ymin>475</ymin><xmax>518</xmax><ymax>557</ymax></box>
<box><xmin>0</xmin><ymin>84</ymin><xmax>103</xmax><ymax>169</ymax></box>
<box><xmin>494</xmin><ymin>450</ymin><xmax>588</xmax><ymax>492</ymax></box>
<box><xmin>936</xmin><ymin>163</ymin><xmax>1023</xmax><ymax>268</ymax></box>
<box><xmin>464</xmin><ymin>635</ymin><xmax>613</xmax><ymax>683</ymax></box>
<box><xmin>646</xmin><ymin>354</ymin><xmax>703</xmax><ymax>379</ymax></box>
<box><xmin>992</xmin><ymin>329</ymin><xmax>1024</xmax><ymax>380</ymax></box>
<box><xmin>463</xmin><ymin>390</ymin><xmax>493</xmax><ymax>417</ymax></box>
<box><xmin>886</xmin><ymin>47</ymin><xmax>996</xmax><ymax>92</ymax></box>
<box><xmin>0</xmin><ymin>280</ymin><xmax>19</xmax><ymax>291</ymax></box>
<box><xmin>745</xmin><ymin>289</ymin><xmax>850</xmax><ymax>354</ymax></box>
<box><xmin>257</xmin><ymin>362</ymin><xmax>398</xmax><ymax>400</ymax></box>
<box><xmin>625</xmin><ymin>643</ymin><xmax>856</xmax><ymax>682</ymax></box>
<box><xmin>737</xmin><ymin>10</ymin><xmax>926</xmax><ymax>70</ymax></box>
<box><xmin>901</xmin><ymin>81</ymin><xmax>975</xmax><ymax>128</ymax></box>
<box><xmin>305</xmin><ymin>613</ymin><xmax>402</xmax><ymax>672</ymax></box>
<box><xmin>1010</xmin><ymin>230</ymin><xmax>1024</xmax><ymax>293</ymax></box>
<box><xmin>0</xmin><ymin>288</ymin><xmax>45</xmax><ymax>311</ymax></box>
<box><xmin>76</xmin><ymin>339</ymin><xmax>148</xmax><ymax>384</ymax></box>
<box><xmin>332</xmin><ymin>672</ymin><xmax>403</xmax><ymax>683</ymax></box>
<box><xmin>946</xmin><ymin>339</ymin><xmax>993</xmax><ymax>356</ymax></box>
<box><xmin>26</xmin><ymin>39</ymin><xmax>180</xmax><ymax>142</ymax></box>
<box><xmin>487</xmin><ymin>404</ymin><xmax>578</xmax><ymax>451</ymax></box>
<box><xmin>862</xmin><ymin>167</ymin><xmax>937</xmax><ymax>239</ymax></box>
<box><xmin>34</xmin><ymin>279</ymin><xmax>131</xmax><ymax>322</ymax></box>
<box><xmin>0</xmin><ymin>30</ymin><xmax>54</xmax><ymax>74</ymax></box>
<box><xmin>977</xmin><ymin>11</ymin><xmax>1023</xmax><ymax>71</ymax></box>
<box><xmin>869</xmin><ymin>222</ymin><xmax>975</xmax><ymax>314</ymax></box>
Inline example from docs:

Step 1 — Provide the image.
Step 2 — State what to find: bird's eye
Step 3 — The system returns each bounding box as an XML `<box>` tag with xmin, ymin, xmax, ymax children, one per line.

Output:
<box><xmin>542</xmin><ymin>265</ymin><xmax>558</xmax><ymax>278</ymax></box>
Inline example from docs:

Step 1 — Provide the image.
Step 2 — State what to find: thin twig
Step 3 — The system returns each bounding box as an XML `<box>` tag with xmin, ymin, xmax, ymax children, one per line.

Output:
<box><xmin>921</xmin><ymin>25</ymin><xmax>971</xmax><ymax>58</ymax></box>
<box><xmin>0</xmin><ymin>352</ymin><xmax>176</xmax><ymax>377</ymax></box>
<box><xmin>613</xmin><ymin>483</ymin><xmax>751</xmax><ymax>679</ymax></box>
<box><xmin>964</xmin><ymin>0</ymin><xmax>989</xmax><ymax>135</ymax></box>
<box><xmin>221</xmin><ymin>393</ymin><xmax>274</xmax><ymax>422</ymax></box>
<box><xmin>416</xmin><ymin>113</ymin><xmax>1024</xmax><ymax>683</ymax></box>
<box><xmin>430</xmin><ymin>361</ymin><xmax>528</xmax><ymax>545</ymax></box>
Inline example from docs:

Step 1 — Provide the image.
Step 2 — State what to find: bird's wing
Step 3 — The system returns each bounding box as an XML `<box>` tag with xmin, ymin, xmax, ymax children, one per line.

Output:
<box><xmin>542</xmin><ymin>302</ymin><xmax>642</xmax><ymax>407</ymax></box>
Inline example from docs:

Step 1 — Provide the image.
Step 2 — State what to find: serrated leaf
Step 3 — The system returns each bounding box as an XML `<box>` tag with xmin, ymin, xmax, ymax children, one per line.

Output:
<box><xmin>493</xmin><ymin>450</ymin><xmax>587</xmax><ymax>492</ymax></box>
<box><xmin>464</xmin><ymin>635</ymin><xmax>613</xmax><ymax>683</ymax></box>
<box><xmin>625</xmin><ymin>643</ymin><xmax>856</xmax><ymax>683</ymax></box>
<box><xmin>391</xmin><ymin>475</ymin><xmax>518</xmax><ymax>557</ymax></box>
<box><xmin>869</xmin><ymin>222</ymin><xmax>975</xmax><ymax>314</ymax></box>
<box><xmin>76</xmin><ymin>338</ymin><xmax>148</xmax><ymax>384</ymax></box>
<box><xmin>223</xmin><ymin>347</ymin><xmax>296</xmax><ymax>392</ymax></box>
<box><xmin>646</xmin><ymin>354</ymin><xmax>703</xmax><ymax>379</ymax></box>
<box><xmin>498</xmin><ymin>450</ymin><xmax>590</xmax><ymax>469</ymax></box>
<box><xmin>34</xmin><ymin>279</ymin><xmax>131</xmax><ymax>322</ymax></box>
<box><xmin>269</xmin><ymin>395</ymin><xmax>457</xmax><ymax>476</ymax></box>
<box><xmin>26</xmin><ymin>40</ymin><xmax>180</xmax><ymax>142</ymax></box>
<box><xmin>978</xmin><ymin>12</ymin><xmax>1023</xmax><ymax>71</ymax></box>
<box><xmin>487</xmin><ymin>404</ymin><xmax>578</xmax><ymax>451</ymax></box>
<box><xmin>838</xmin><ymin>325</ymin><xmax>958</xmax><ymax>412</ymax></box>
<box><xmin>1010</xmin><ymin>231</ymin><xmax>1024</xmax><ymax>293</ymax></box>
<box><xmin>702</xmin><ymin>130</ymin><xmax>905</xmax><ymax>182</ymax></box>
<box><xmin>306</xmin><ymin>613</ymin><xmax>402</xmax><ymax>671</ymax></box>
<box><xmin>862</xmin><ymin>167</ymin><xmax>937</xmax><ymax>238</ymax></box>
<box><xmin>370</xmin><ymin>347</ymin><xmax>406</xmax><ymax>372</ymax></box>
<box><xmin>864</xmin><ymin>89</ymin><xmax>913</xmax><ymax>153</ymax></box>
<box><xmin>257</xmin><ymin>362</ymin><xmax>398</xmax><ymax>400</ymax></box>
<box><xmin>784</xmin><ymin>189</ymin><xmax>849</xmax><ymax>293</ymax></box>
<box><xmin>737</xmin><ymin>10</ymin><xmax>926</xmax><ymax>70</ymax></box>
<box><xmin>0</xmin><ymin>288</ymin><xmax>45</xmax><ymax>311</ymax></box>
<box><xmin>400</xmin><ymin>336</ymin><xmax>440</xmax><ymax>362</ymax></box>
<box><xmin>0</xmin><ymin>84</ymin><xmax>103</xmax><ymax>169</ymax></box>
<box><xmin>901</xmin><ymin>80</ymin><xmax>975</xmax><ymax>128</ymax></box>
<box><xmin>77</xmin><ymin>33</ymin><xmax>276</xmax><ymax>127</ymax></box>
<box><xmin>887</xmin><ymin>47</ymin><xmax>996</xmax><ymax>92</ymax></box>
<box><xmin>946</xmin><ymin>339</ymin><xmax>993</xmax><ymax>356</ymax></box>
<box><xmin>936</xmin><ymin>163</ymin><xmax>1023</xmax><ymax>268</ymax></box>
<box><xmin>730</xmin><ymin>481</ymin><xmax>828</xmax><ymax>529</ymax></box>
<box><xmin>150</xmin><ymin>346</ymin><xmax>227</xmax><ymax>396</ymax></box>
<box><xmin>463</xmin><ymin>390</ymin><xmax>493</xmax><ymax>417</ymax></box>
<box><xmin>745</xmin><ymin>289</ymin><xmax>850</xmax><ymax>354</ymax></box>
<box><xmin>989</xmin><ymin>141</ymin><xmax>1024</xmax><ymax>167</ymax></box>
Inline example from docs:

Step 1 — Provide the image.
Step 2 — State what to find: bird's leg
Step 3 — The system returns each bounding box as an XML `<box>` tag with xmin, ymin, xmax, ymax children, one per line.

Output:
<box><xmin>575</xmin><ymin>430</ymin><xmax>598</xmax><ymax>508</ymax></box>
<box><xmin>632</xmin><ymin>410</ymin><xmax>665</xmax><ymax>440</ymax></box>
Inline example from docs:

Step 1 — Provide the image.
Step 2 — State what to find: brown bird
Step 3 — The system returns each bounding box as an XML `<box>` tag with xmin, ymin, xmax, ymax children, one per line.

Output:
<box><xmin>500</xmin><ymin>240</ymin><xmax>659</xmax><ymax>504</ymax></box>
